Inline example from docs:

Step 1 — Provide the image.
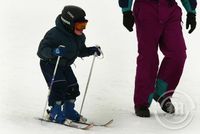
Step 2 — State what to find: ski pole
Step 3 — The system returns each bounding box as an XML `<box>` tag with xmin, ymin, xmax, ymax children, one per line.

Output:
<box><xmin>79</xmin><ymin>53</ymin><xmax>97</xmax><ymax>115</ymax></box>
<box><xmin>41</xmin><ymin>45</ymin><xmax>65</xmax><ymax>120</ymax></box>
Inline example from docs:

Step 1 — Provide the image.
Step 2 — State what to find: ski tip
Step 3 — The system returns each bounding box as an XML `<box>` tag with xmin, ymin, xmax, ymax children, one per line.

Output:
<box><xmin>104</xmin><ymin>119</ymin><xmax>114</xmax><ymax>127</ymax></box>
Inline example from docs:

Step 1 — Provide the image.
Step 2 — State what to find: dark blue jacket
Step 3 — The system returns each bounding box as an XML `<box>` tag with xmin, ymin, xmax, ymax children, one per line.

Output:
<box><xmin>119</xmin><ymin>0</ymin><xmax>197</xmax><ymax>14</ymax></box>
<box><xmin>37</xmin><ymin>15</ymin><xmax>91</xmax><ymax>66</ymax></box>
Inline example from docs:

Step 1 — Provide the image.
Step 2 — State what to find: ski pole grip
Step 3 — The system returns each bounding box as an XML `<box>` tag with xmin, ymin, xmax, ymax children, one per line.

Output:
<box><xmin>94</xmin><ymin>52</ymin><xmax>98</xmax><ymax>57</ymax></box>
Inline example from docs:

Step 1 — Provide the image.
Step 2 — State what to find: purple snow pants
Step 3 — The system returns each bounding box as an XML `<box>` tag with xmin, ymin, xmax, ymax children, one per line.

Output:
<box><xmin>133</xmin><ymin>0</ymin><xmax>186</xmax><ymax>108</ymax></box>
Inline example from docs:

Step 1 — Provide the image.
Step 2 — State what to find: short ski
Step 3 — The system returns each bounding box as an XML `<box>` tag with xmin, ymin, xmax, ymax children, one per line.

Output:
<box><xmin>77</xmin><ymin>119</ymin><xmax>113</xmax><ymax>127</ymax></box>
<box><xmin>38</xmin><ymin>118</ymin><xmax>93</xmax><ymax>130</ymax></box>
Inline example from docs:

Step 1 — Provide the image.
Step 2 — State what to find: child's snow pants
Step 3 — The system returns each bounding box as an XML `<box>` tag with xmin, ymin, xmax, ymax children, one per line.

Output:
<box><xmin>40</xmin><ymin>60</ymin><xmax>80</xmax><ymax>106</ymax></box>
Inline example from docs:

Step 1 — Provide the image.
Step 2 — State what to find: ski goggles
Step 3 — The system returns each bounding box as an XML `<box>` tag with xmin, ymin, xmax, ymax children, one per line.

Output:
<box><xmin>74</xmin><ymin>21</ymin><xmax>87</xmax><ymax>31</ymax></box>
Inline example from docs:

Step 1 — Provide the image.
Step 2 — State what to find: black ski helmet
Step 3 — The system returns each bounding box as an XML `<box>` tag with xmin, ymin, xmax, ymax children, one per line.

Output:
<box><xmin>61</xmin><ymin>5</ymin><xmax>88</xmax><ymax>29</ymax></box>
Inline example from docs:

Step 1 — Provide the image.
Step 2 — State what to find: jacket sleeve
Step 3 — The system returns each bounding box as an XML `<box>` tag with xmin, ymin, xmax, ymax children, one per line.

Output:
<box><xmin>118</xmin><ymin>0</ymin><xmax>133</xmax><ymax>12</ymax></box>
<box><xmin>78</xmin><ymin>45</ymin><xmax>91</xmax><ymax>57</ymax></box>
<box><xmin>78</xmin><ymin>35</ymin><xmax>91</xmax><ymax>57</ymax></box>
<box><xmin>181</xmin><ymin>0</ymin><xmax>197</xmax><ymax>14</ymax></box>
<box><xmin>37</xmin><ymin>31</ymin><xmax>56</xmax><ymax>60</ymax></box>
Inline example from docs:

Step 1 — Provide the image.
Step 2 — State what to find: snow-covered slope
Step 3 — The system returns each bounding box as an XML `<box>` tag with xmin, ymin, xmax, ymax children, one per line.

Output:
<box><xmin>0</xmin><ymin>0</ymin><xmax>199</xmax><ymax>134</ymax></box>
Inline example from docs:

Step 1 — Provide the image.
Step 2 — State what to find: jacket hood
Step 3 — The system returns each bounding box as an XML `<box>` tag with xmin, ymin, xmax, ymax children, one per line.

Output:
<box><xmin>55</xmin><ymin>14</ymin><xmax>74</xmax><ymax>36</ymax></box>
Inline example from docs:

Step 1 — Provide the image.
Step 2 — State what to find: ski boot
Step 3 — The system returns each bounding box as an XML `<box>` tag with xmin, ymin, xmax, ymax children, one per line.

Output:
<box><xmin>159</xmin><ymin>98</ymin><xmax>175</xmax><ymax>114</ymax></box>
<box><xmin>135</xmin><ymin>106</ymin><xmax>150</xmax><ymax>117</ymax></box>
<box><xmin>63</xmin><ymin>100</ymin><xmax>87</xmax><ymax>123</ymax></box>
<box><xmin>154</xmin><ymin>94</ymin><xmax>175</xmax><ymax>114</ymax></box>
<box><xmin>48</xmin><ymin>101</ymin><xmax>66</xmax><ymax>124</ymax></box>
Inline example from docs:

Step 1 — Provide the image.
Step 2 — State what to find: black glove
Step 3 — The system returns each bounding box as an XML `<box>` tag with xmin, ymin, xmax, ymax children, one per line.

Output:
<box><xmin>186</xmin><ymin>12</ymin><xmax>196</xmax><ymax>34</ymax></box>
<box><xmin>123</xmin><ymin>11</ymin><xmax>135</xmax><ymax>32</ymax></box>
<box><xmin>88</xmin><ymin>46</ymin><xmax>101</xmax><ymax>56</ymax></box>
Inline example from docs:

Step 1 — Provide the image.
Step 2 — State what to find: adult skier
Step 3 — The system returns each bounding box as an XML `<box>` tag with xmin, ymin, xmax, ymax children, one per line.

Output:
<box><xmin>118</xmin><ymin>0</ymin><xmax>197</xmax><ymax>117</ymax></box>
<box><xmin>37</xmin><ymin>5</ymin><xmax>101</xmax><ymax>123</ymax></box>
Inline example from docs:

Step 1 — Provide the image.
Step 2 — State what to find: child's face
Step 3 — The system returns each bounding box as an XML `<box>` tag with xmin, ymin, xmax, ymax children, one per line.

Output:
<box><xmin>74</xmin><ymin>21</ymin><xmax>87</xmax><ymax>36</ymax></box>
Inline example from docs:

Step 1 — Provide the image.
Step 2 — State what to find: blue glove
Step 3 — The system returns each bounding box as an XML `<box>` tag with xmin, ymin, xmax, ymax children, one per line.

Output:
<box><xmin>88</xmin><ymin>46</ymin><xmax>101</xmax><ymax>56</ymax></box>
<box><xmin>52</xmin><ymin>47</ymin><xmax>67</xmax><ymax>57</ymax></box>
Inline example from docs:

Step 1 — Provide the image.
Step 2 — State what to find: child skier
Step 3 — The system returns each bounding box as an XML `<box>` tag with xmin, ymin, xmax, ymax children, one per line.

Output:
<box><xmin>37</xmin><ymin>5</ymin><xmax>101</xmax><ymax>123</ymax></box>
<box><xmin>118</xmin><ymin>0</ymin><xmax>197</xmax><ymax>117</ymax></box>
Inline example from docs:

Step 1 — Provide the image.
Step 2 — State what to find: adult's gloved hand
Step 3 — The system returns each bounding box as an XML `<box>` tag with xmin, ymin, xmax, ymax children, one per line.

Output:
<box><xmin>186</xmin><ymin>12</ymin><xmax>196</xmax><ymax>34</ymax></box>
<box><xmin>88</xmin><ymin>46</ymin><xmax>101</xmax><ymax>56</ymax></box>
<box><xmin>53</xmin><ymin>46</ymin><xmax>68</xmax><ymax>57</ymax></box>
<box><xmin>123</xmin><ymin>11</ymin><xmax>135</xmax><ymax>32</ymax></box>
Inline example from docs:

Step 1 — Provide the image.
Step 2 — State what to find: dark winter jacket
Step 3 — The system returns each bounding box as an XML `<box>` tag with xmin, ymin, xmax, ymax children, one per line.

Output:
<box><xmin>37</xmin><ymin>15</ymin><xmax>91</xmax><ymax>66</ymax></box>
<box><xmin>119</xmin><ymin>0</ymin><xmax>197</xmax><ymax>14</ymax></box>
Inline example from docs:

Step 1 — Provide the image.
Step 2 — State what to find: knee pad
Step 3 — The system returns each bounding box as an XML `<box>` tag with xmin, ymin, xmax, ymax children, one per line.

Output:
<box><xmin>64</xmin><ymin>84</ymin><xmax>80</xmax><ymax>100</ymax></box>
